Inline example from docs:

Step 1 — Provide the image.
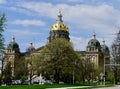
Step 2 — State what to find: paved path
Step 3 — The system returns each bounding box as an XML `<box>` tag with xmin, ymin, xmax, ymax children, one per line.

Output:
<box><xmin>47</xmin><ymin>85</ymin><xmax>120</xmax><ymax>89</ymax></box>
<box><xmin>46</xmin><ymin>86</ymin><xmax>92</xmax><ymax>89</ymax></box>
<box><xmin>94</xmin><ymin>85</ymin><xmax>120</xmax><ymax>89</ymax></box>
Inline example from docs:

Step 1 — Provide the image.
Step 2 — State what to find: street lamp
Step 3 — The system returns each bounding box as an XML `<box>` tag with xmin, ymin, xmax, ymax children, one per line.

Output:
<box><xmin>91</xmin><ymin>57</ymin><xmax>94</xmax><ymax>83</ymax></box>
<box><xmin>103</xmin><ymin>56</ymin><xmax>109</xmax><ymax>85</ymax></box>
<box><xmin>100</xmin><ymin>72</ymin><xmax>104</xmax><ymax>85</ymax></box>
<box><xmin>73</xmin><ymin>61</ymin><xmax>76</xmax><ymax>84</ymax></box>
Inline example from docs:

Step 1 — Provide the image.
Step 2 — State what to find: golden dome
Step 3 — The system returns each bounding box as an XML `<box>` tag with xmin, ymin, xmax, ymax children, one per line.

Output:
<box><xmin>50</xmin><ymin>10</ymin><xmax>69</xmax><ymax>32</ymax></box>
<box><xmin>50</xmin><ymin>21</ymin><xmax>68</xmax><ymax>31</ymax></box>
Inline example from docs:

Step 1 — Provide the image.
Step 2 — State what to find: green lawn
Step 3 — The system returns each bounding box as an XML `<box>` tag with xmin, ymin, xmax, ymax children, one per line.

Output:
<box><xmin>0</xmin><ymin>83</ymin><xmax>114</xmax><ymax>89</ymax></box>
<box><xmin>0</xmin><ymin>84</ymin><xmax>79</xmax><ymax>89</ymax></box>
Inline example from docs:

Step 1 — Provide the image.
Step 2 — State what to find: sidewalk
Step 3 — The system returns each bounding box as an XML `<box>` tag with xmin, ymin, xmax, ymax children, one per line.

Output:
<box><xmin>46</xmin><ymin>85</ymin><xmax>118</xmax><ymax>89</ymax></box>
<box><xmin>93</xmin><ymin>85</ymin><xmax>120</xmax><ymax>89</ymax></box>
<box><xmin>46</xmin><ymin>86</ymin><xmax>92</xmax><ymax>89</ymax></box>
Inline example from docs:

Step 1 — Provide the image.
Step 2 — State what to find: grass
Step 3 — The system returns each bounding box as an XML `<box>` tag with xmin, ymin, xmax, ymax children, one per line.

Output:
<box><xmin>0</xmin><ymin>83</ymin><xmax>114</xmax><ymax>89</ymax></box>
<box><xmin>0</xmin><ymin>84</ymin><xmax>79</xmax><ymax>89</ymax></box>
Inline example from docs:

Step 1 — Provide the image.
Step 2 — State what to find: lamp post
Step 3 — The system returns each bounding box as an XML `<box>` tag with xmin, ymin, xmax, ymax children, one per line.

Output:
<box><xmin>103</xmin><ymin>56</ymin><xmax>109</xmax><ymax>86</ymax></box>
<box><xmin>73</xmin><ymin>61</ymin><xmax>76</xmax><ymax>84</ymax></box>
<box><xmin>91</xmin><ymin>56</ymin><xmax>94</xmax><ymax>83</ymax></box>
<box><xmin>103</xmin><ymin>56</ymin><xmax>105</xmax><ymax>86</ymax></box>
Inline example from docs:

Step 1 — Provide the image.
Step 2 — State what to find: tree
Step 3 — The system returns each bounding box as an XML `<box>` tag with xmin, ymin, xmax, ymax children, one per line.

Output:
<box><xmin>74</xmin><ymin>52</ymin><xmax>100</xmax><ymax>85</ymax></box>
<box><xmin>0</xmin><ymin>13</ymin><xmax>6</xmax><ymax>53</ymax></box>
<box><xmin>14</xmin><ymin>57</ymin><xmax>28</xmax><ymax>82</ymax></box>
<box><xmin>38</xmin><ymin>38</ymin><xmax>78</xmax><ymax>84</ymax></box>
<box><xmin>76</xmin><ymin>58</ymin><xmax>95</xmax><ymax>84</ymax></box>
<box><xmin>0</xmin><ymin>13</ymin><xmax>6</xmax><ymax>85</ymax></box>
<box><xmin>2</xmin><ymin>62</ymin><xmax>12</xmax><ymax>85</ymax></box>
<box><xmin>26</xmin><ymin>55</ymin><xmax>37</xmax><ymax>84</ymax></box>
<box><xmin>111</xmin><ymin>30</ymin><xmax>120</xmax><ymax>84</ymax></box>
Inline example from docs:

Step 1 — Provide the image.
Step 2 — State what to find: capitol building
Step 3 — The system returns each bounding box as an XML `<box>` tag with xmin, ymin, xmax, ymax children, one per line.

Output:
<box><xmin>2</xmin><ymin>10</ymin><xmax>110</xmax><ymax>83</ymax></box>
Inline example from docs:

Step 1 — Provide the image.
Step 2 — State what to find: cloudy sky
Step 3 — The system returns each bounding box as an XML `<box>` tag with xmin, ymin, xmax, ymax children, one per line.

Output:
<box><xmin>0</xmin><ymin>0</ymin><xmax>120</xmax><ymax>52</ymax></box>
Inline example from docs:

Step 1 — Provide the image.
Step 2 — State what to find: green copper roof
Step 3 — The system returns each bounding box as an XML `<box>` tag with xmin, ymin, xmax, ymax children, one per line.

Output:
<box><xmin>87</xmin><ymin>39</ymin><xmax>101</xmax><ymax>47</ymax></box>
<box><xmin>101</xmin><ymin>45</ymin><xmax>109</xmax><ymax>53</ymax></box>
<box><xmin>7</xmin><ymin>41</ymin><xmax>19</xmax><ymax>49</ymax></box>
<box><xmin>26</xmin><ymin>46</ymin><xmax>35</xmax><ymax>53</ymax></box>
<box><xmin>7</xmin><ymin>36</ymin><xmax>19</xmax><ymax>49</ymax></box>
<box><xmin>26</xmin><ymin>42</ymin><xmax>35</xmax><ymax>53</ymax></box>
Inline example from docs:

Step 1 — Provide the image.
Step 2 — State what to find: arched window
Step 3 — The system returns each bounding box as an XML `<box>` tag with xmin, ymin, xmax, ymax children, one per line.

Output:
<box><xmin>90</xmin><ymin>48</ymin><xmax>94</xmax><ymax>52</ymax></box>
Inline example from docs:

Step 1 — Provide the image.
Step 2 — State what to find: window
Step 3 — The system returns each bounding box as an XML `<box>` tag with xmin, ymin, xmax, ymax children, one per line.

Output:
<box><xmin>90</xmin><ymin>48</ymin><xmax>94</xmax><ymax>52</ymax></box>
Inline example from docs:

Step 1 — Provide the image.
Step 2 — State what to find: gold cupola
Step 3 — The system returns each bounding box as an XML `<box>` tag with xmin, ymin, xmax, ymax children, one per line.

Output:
<box><xmin>50</xmin><ymin>10</ymin><xmax>69</xmax><ymax>32</ymax></box>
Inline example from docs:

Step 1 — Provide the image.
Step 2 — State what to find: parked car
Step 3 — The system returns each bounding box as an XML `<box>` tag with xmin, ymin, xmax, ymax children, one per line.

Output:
<box><xmin>59</xmin><ymin>81</ymin><xmax>64</xmax><ymax>84</ymax></box>
<box><xmin>12</xmin><ymin>80</ymin><xmax>21</xmax><ymax>85</ymax></box>
<box><xmin>44</xmin><ymin>80</ymin><xmax>53</xmax><ymax>84</ymax></box>
<box><xmin>33</xmin><ymin>81</ymin><xmax>39</xmax><ymax>84</ymax></box>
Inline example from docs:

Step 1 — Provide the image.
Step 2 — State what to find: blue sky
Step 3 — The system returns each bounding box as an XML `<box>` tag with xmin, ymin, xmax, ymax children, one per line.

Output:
<box><xmin>0</xmin><ymin>0</ymin><xmax>120</xmax><ymax>52</ymax></box>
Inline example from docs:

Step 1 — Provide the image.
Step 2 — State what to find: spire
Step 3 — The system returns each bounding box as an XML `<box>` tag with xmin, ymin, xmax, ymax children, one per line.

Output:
<box><xmin>12</xmin><ymin>35</ymin><xmax>15</xmax><ymax>42</ymax></box>
<box><xmin>102</xmin><ymin>39</ymin><xmax>105</xmax><ymax>45</ymax></box>
<box><xmin>92</xmin><ymin>32</ymin><xmax>96</xmax><ymax>39</ymax></box>
<box><xmin>57</xmin><ymin>9</ymin><xmax>63</xmax><ymax>22</ymax></box>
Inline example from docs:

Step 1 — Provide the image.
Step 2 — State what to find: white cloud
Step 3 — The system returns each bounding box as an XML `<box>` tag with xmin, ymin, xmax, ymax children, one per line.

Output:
<box><xmin>11</xmin><ymin>19</ymin><xmax>46</xmax><ymax>26</ymax></box>
<box><xmin>0</xmin><ymin>0</ymin><xmax>6</xmax><ymax>4</ymax></box>
<box><xmin>70</xmin><ymin>36</ymin><xmax>89</xmax><ymax>51</ymax></box>
<box><xmin>8</xmin><ymin>29</ymin><xmax>42</xmax><ymax>37</ymax></box>
<box><xmin>15</xmin><ymin>2</ymin><xmax>120</xmax><ymax>32</ymax></box>
<box><xmin>68</xmin><ymin>0</ymin><xmax>81</xmax><ymax>2</ymax></box>
<box><xmin>17</xmin><ymin>2</ymin><xmax>57</xmax><ymax>18</ymax></box>
<box><xmin>68</xmin><ymin>0</ymin><xmax>96</xmax><ymax>3</ymax></box>
<box><xmin>9</xmin><ymin>7</ymin><xmax>33</xmax><ymax>16</ymax></box>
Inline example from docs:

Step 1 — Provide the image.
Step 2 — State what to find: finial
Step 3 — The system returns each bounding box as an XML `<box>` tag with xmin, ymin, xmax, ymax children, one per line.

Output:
<box><xmin>12</xmin><ymin>35</ymin><xmax>15</xmax><ymax>42</ymax></box>
<box><xmin>58</xmin><ymin>9</ymin><xmax>62</xmax><ymax>16</ymax></box>
<box><xmin>57</xmin><ymin>9</ymin><xmax>63</xmax><ymax>22</ymax></box>
<box><xmin>92</xmin><ymin>32</ymin><xmax>96</xmax><ymax>39</ymax></box>
<box><xmin>30</xmin><ymin>41</ymin><xmax>33</xmax><ymax>46</ymax></box>
<box><xmin>102</xmin><ymin>38</ymin><xmax>105</xmax><ymax>45</ymax></box>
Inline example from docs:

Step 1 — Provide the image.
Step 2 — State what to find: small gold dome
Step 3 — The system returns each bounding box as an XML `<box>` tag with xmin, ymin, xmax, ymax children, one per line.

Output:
<box><xmin>50</xmin><ymin>21</ymin><xmax>68</xmax><ymax>31</ymax></box>
<box><xmin>50</xmin><ymin>10</ymin><xmax>69</xmax><ymax>32</ymax></box>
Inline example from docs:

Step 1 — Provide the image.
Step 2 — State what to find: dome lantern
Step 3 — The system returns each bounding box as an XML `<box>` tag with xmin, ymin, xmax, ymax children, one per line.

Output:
<box><xmin>57</xmin><ymin>9</ymin><xmax>63</xmax><ymax>22</ymax></box>
<box><xmin>102</xmin><ymin>38</ymin><xmax>105</xmax><ymax>45</ymax></box>
<box><xmin>92</xmin><ymin>32</ymin><xmax>96</xmax><ymax>39</ymax></box>
<box><xmin>12</xmin><ymin>35</ymin><xmax>15</xmax><ymax>42</ymax></box>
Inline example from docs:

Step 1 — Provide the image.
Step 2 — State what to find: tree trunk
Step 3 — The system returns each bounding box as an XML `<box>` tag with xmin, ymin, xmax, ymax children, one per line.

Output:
<box><xmin>54</xmin><ymin>69</ymin><xmax>59</xmax><ymax>84</ymax></box>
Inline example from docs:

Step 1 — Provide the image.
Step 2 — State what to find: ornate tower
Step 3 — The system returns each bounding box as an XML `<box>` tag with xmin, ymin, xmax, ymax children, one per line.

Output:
<box><xmin>86</xmin><ymin>32</ymin><xmax>102</xmax><ymax>68</ymax></box>
<box><xmin>101</xmin><ymin>39</ymin><xmax>109</xmax><ymax>55</ymax></box>
<box><xmin>3</xmin><ymin>36</ymin><xmax>20</xmax><ymax>78</ymax></box>
<box><xmin>86</xmin><ymin>33</ymin><xmax>110</xmax><ymax>72</ymax></box>
<box><xmin>101</xmin><ymin>39</ymin><xmax>110</xmax><ymax>64</ymax></box>
<box><xmin>48</xmin><ymin>10</ymin><xmax>70</xmax><ymax>42</ymax></box>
